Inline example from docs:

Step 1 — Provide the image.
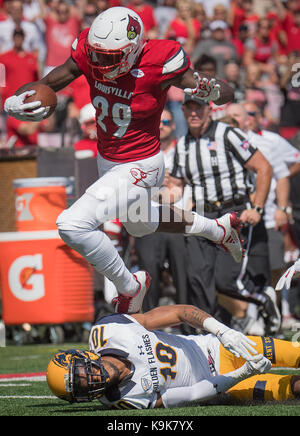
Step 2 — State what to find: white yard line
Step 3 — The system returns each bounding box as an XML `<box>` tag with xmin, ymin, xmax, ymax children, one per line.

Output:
<box><xmin>0</xmin><ymin>376</ymin><xmax>46</xmax><ymax>382</ymax></box>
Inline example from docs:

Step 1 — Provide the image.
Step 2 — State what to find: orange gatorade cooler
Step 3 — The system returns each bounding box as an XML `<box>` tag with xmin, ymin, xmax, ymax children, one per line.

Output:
<box><xmin>0</xmin><ymin>231</ymin><xmax>95</xmax><ymax>325</ymax></box>
<box><xmin>13</xmin><ymin>177</ymin><xmax>68</xmax><ymax>231</ymax></box>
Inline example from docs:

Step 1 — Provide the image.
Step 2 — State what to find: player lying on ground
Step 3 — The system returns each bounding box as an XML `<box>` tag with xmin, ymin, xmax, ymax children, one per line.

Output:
<box><xmin>4</xmin><ymin>7</ymin><xmax>245</xmax><ymax>314</ymax></box>
<box><xmin>46</xmin><ymin>304</ymin><xmax>300</xmax><ymax>408</ymax></box>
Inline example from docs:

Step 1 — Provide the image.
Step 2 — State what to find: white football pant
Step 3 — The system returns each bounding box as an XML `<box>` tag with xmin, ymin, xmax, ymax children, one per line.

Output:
<box><xmin>56</xmin><ymin>152</ymin><xmax>165</xmax><ymax>295</ymax></box>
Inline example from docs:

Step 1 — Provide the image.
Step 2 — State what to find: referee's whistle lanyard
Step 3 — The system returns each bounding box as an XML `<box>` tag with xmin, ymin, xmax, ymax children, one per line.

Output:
<box><xmin>236</xmin><ymin>224</ymin><xmax>253</xmax><ymax>293</ymax></box>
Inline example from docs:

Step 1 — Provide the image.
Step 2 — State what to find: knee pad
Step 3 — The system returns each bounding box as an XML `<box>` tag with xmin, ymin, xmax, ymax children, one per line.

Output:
<box><xmin>123</xmin><ymin>221</ymin><xmax>158</xmax><ymax>238</ymax></box>
<box><xmin>57</xmin><ymin>228</ymin><xmax>86</xmax><ymax>253</ymax></box>
<box><xmin>123</xmin><ymin>203</ymin><xmax>160</xmax><ymax>238</ymax></box>
<box><xmin>56</xmin><ymin>209</ymin><xmax>70</xmax><ymax>230</ymax></box>
<box><xmin>56</xmin><ymin>192</ymin><xmax>112</xmax><ymax>233</ymax></box>
<box><xmin>58</xmin><ymin>227</ymin><xmax>106</xmax><ymax>260</ymax></box>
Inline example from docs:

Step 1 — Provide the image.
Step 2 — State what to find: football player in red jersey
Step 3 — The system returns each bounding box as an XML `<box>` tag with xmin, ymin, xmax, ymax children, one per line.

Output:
<box><xmin>4</xmin><ymin>7</ymin><xmax>242</xmax><ymax>314</ymax></box>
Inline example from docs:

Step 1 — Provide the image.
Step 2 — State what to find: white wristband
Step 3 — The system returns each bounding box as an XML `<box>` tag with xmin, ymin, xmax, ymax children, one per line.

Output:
<box><xmin>203</xmin><ymin>317</ymin><xmax>228</xmax><ymax>336</ymax></box>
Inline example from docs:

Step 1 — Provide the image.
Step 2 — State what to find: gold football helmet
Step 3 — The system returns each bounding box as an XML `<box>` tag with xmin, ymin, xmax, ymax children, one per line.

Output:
<box><xmin>46</xmin><ymin>349</ymin><xmax>110</xmax><ymax>403</ymax></box>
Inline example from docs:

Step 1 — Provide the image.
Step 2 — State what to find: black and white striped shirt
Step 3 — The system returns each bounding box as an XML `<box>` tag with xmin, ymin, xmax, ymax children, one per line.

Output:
<box><xmin>171</xmin><ymin>121</ymin><xmax>257</xmax><ymax>205</ymax></box>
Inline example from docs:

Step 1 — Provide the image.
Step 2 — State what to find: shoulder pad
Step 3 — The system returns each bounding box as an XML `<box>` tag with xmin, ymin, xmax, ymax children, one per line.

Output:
<box><xmin>95</xmin><ymin>313</ymin><xmax>134</xmax><ymax>326</ymax></box>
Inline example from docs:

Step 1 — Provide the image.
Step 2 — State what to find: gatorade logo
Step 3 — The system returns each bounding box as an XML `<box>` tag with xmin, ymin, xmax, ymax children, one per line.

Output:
<box><xmin>15</xmin><ymin>193</ymin><xmax>34</xmax><ymax>221</ymax></box>
<box><xmin>8</xmin><ymin>254</ymin><xmax>45</xmax><ymax>302</ymax></box>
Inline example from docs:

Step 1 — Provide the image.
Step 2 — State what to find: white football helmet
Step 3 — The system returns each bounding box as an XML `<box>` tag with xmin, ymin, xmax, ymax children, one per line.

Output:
<box><xmin>85</xmin><ymin>7</ymin><xmax>145</xmax><ymax>81</ymax></box>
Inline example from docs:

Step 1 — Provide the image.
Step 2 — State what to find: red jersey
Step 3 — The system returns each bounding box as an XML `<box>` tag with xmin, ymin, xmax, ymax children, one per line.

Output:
<box><xmin>6</xmin><ymin>116</ymin><xmax>38</xmax><ymax>147</ymax></box>
<box><xmin>0</xmin><ymin>49</ymin><xmax>38</xmax><ymax>107</ymax></box>
<box><xmin>71</xmin><ymin>31</ymin><xmax>190</xmax><ymax>162</ymax></box>
<box><xmin>251</xmin><ymin>37</ymin><xmax>278</xmax><ymax>63</ymax></box>
<box><xmin>73</xmin><ymin>138</ymin><xmax>98</xmax><ymax>157</ymax></box>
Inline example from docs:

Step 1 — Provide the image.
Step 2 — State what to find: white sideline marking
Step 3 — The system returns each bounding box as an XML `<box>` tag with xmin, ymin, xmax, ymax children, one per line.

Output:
<box><xmin>0</xmin><ymin>376</ymin><xmax>46</xmax><ymax>382</ymax></box>
<box><xmin>9</xmin><ymin>355</ymin><xmax>40</xmax><ymax>361</ymax></box>
<box><xmin>0</xmin><ymin>376</ymin><xmax>46</xmax><ymax>386</ymax></box>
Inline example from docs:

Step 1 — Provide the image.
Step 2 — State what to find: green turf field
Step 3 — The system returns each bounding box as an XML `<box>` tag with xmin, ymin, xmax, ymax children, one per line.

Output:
<box><xmin>0</xmin><ymin>343</ymin><xmax>300</xmax><ymax>417</ymax></box>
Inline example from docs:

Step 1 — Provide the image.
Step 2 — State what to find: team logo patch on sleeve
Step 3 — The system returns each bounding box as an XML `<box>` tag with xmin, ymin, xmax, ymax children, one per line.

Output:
<box><xmin>141</xmin><ymin>377</ymin><xmax>152</xmax><ymax>392</ymax></box>
<box><xmin>130</xmin><ymin>68</ymin><xmax>144</xmax><ymax>78</ymax></box>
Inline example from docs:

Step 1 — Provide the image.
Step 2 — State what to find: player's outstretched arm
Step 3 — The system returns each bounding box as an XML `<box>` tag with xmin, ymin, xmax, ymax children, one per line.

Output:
<box><xmin>132</xmin><ymin>304</ymin><xmax>257</xmax><ymax>360</ymax></box>
<box><xmin>159</xmin><ymin>354</ymin><xmax>271</xmax><ymax>408</ymax></box>
<box><xmin>162</xmin><ymin>67</ymin><xmax>234</xmax><ymax>106</ymax></box>
<box><xmin>132</xmin><ymin>304</ymin><xmax>209</xmax><ymax>331</ymax></box>
<box><xmin>4</xmin><ymin>57</ymin><xmax>82</xmax><ymax>121</ymax></box>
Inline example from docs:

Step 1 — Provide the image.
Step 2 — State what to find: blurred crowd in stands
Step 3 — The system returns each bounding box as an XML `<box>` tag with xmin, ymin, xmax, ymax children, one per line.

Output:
<box><xmin>1</xmin><ymin>0</ymin><xmax>300</xmax><ymax>340</ymax></box>
<box><xmin>1</xmin><ymin>0</ymin><xmax>300</xmax><ymax>143</ymax></box>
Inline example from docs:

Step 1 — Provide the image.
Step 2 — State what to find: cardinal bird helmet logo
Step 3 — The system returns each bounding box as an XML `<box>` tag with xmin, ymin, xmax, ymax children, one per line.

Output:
<box><xmin>127</xmin><ymin>15</ymin><xmax>141</xmax><ymax>40</ymax></box>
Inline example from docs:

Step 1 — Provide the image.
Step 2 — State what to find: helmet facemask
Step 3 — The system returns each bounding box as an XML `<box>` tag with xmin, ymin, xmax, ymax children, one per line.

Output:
<box><xmin>64</xmin><ymin>350</ymin><xmax>110</xmax><ymax>403</ymax></box>
<box><xmin>85</xmin><ymin>40</ymin><xmax>135</xmax><ymax>81</ymax></box>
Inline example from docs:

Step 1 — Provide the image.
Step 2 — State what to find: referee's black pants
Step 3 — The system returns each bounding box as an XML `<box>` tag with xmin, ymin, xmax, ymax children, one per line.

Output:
<box><xmin>134</xmin><ymin>232</ymin><xmax>188</xmax><ymax>312</ymax></box>
<box><xmin>186</xmin><ymin>205</ymin><xmax>271</xmax><ymax>318</ymax></box>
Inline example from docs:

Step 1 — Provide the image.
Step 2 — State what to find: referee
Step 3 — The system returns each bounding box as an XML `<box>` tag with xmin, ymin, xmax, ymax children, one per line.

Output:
<box><xmin>169</xmin><ymin>95</ymin><xmax>274</xmax><ymax>334</ymax></box>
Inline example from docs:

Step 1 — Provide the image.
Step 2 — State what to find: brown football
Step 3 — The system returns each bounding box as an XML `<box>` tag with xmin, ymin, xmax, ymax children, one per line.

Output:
<box><xmin>23</xmin><ymin>83</ymin><xmax>57</xmax><ymax>118</ymax></box>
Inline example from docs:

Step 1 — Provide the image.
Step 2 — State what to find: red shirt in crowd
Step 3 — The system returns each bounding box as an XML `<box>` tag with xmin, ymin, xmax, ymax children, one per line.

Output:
<box><xmin>267</xmin><ymin>11</ymin><xmax>287</xmax><ymax>55</ymax></box>
<box><xmin>127</xmin><ymin>4</ymin><xmax>156</xmax><ymax>33</ymax></box>
<box><xmin>0</xmin><ymin>0</ymin><xmax>5</xmax><ymax>20</ymax></box>
<box><xmin>165</xmin><ymin>17</ymin><xmax>201</xmax><ymax>43</ymax></box>
<box><xmin>68</xmin><ymin>75</ymin><xmax>91</xmax><ymax>110</ymax></box>
<box><xmin>73</xmin><ymin>138</ymin><xmax>98</xmax><ymax>157</ymax></box>
<box><xmin>232</xmin><ymin>37</ymin><xmax>245</xmax><ymax>58</ymax></box>
<box><xmin>282</xmin><ymin>11</ymin><xmax>300</xmax><ymax>54</ymax></box>
<box><xmin>232</xmin><ymin>4</ymin><xmax>259</xmax><ymax>37</ymax></box>
<box><xmin>44</xmin><ymin>14</ymin><xmax>81</xmax><ymax>67</ymax></box>
<box><xmin>6</xmin><ymin>116</ymin><xmax>38</xmax><ymax>147</ymax></box>
<box><xmin>250</xmin><ymin>37</ymin><xmax>278</xmax><ymax>63</ymax></box>
<box><xmin>0</xmin><ymin>49</ymin><xmax>38</xmax><ymax>107</ymax></box>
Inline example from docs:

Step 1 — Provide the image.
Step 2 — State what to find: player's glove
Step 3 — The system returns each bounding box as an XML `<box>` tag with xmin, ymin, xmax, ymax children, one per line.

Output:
<box><xmin>275</xmin><ymin>259</ymin><xmax>300</xmax><ymax>290</ymax></box>
<box><xmin>203</xmin><ymin>317</ymin><xmax>257</xmax><ymax>361</ymax></box>
<box><xmin>184</xmin><ymin>72</ymin><xmax>221</xmax><ymax>103</ymax></box>
<box><xmin>4</xmin><ymin>91</ymin><xmax>48</xmax><ymax>121</ymax></box>
<box><xmin>241</xmin><ymin>354</ymin><xmax>272</xmax><ymax>377</ymax></box>
<box><xmin>217</xmin><ymin>328</ymin><xmax>258</xmax><ymax>361</ymax></box>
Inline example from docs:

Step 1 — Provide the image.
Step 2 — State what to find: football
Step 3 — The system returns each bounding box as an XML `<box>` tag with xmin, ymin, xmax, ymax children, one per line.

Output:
<box><xmin>23</xmin><ymin>83</ymin><xmax>57</xmax><ymax>118</ymax></box>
